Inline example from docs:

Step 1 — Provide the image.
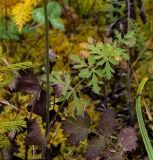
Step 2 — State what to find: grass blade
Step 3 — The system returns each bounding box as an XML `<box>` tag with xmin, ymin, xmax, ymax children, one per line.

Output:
<box><xmin>136</xmin><ymin>78</ymin><xmax>153</xmax><ymax>160</ymax></box>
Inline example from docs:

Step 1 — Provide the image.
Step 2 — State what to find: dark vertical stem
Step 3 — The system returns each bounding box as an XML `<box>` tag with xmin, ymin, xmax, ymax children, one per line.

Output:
<box><xmin>42</xmin><ymin>0</ymin><xmax>50</xmax><ymax>158</ymax></box>
<box><xmin>127</xmin><ymin>0</ymin><xmax>134</xmax><ymax>126</ymax></box>
<box><xmin>44</xmin><ymin>0</ymin><xmax>50</xmax><ymax>134</ymax></box>
<box><xmin>127</xmin><ymin>58</ymin><xmax>134</xmax><ymax>125</ymax></box>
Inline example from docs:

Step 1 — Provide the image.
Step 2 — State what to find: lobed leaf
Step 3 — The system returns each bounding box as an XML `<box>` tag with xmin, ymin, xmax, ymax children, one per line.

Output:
<box><xmin>118</xmin><ymin>127</ymin><xmax>138</xmax><ymax>152</ymax></box>
<box><xmin>62</xmin><ymin>113</ymin><xmax>91</xmax><ymax>145</ymax></box>
<box><xmin>86</xmin><ymin>136</ymin><xmax>108</xmax><ymax>160</ymax></box>
<box><xmin>32</xmin><ymin>2</ymin><xmax>64</xmax><ymax>31</ymax></box>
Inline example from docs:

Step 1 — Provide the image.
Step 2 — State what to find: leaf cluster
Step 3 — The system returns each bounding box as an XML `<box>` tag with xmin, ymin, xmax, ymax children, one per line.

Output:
<box><xmin>32</xmin><ymin>2</ymin><xmax>65</xmax><ymax>31</ymax></box>
<box><xmin>49</xmin><ymin>41</ymin><xmax>128</xmax><ymax>115</ymax></box>
<box><xmin>62</xmin><ymin>110</ymin><xmax>138</xmax><ymax>160</ymax></box>
<box><xmin>0</xmin><ymin>20</ymin><xmax>20</xmax><ymax>40</ymax></box>
<box><xmin>71</xmin><ymin>42</ymin><xmax>128</xmax><ymax>94</ymax></box>
<box><xmin>115</xmin><ymin>21</ymin><xmax>148</xmax><ymax>53</ymax></box>
<box><xmin>50</xmin><ymin>71</ymin><xmax>86</xmax><ymax>115</ymax></box>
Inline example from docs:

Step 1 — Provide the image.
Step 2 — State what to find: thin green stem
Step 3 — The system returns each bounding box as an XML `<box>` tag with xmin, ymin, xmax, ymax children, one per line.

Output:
<box><xmin>136</xmin><ymin>78</ymin><xmax>153</xmax><ymax>160</ymax></box>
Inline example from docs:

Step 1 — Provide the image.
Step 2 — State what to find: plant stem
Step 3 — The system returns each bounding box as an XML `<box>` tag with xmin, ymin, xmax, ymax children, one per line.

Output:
<box><xmin>44</xmin><ymin>0</ymin><xmax>50</xmax><ymax>135</ymax></box>
<box><xmin>42</xmin><ymin>0</ymin><xmax>50</xmax><ymax>158</ymax></box>
<box><xmin>136</xmin><ymin>78</ymin><xmax>153</xmax><ymax>160</ymax></box>
<box><xmin>127</xmin><ymin>0</ymin><xmax>134</xmax><ymax>126</ymax></box>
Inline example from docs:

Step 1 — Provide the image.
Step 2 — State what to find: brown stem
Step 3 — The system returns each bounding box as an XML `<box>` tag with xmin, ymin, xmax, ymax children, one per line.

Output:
<box><xmin>41</xmin><ymin>0</ymin><xmax>50</xmax><ymax>158</ymax></box>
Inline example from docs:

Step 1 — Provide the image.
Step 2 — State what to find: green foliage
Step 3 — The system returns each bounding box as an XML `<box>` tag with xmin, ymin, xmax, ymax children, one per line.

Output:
<box><xmin>0</xmin><ymin>62</ymin><xmax>33</xmax><ymax>71</ymax></box>
<box><xmin>0</xmin><ymin>0</ymin><xmax>152</xmax><ymax>159</ymax></box>
<box><xmin>73</xmin><ymin>94</ymin><xmax>87</xmax><ymax>116</ymax></box>
<box><xmin>0</xmin><ymin>120</ymin><xmax>26</xmax><ymax>134</ymax></box>
<box><xmin>50</xmin><ymin>41</ymin><xmax>128</xmax><ymax>115</ymax></box>
<box><xmin>136</xmin><ymin>78</ymin><xmax>153</xmax><ymax>160</ymax></box>
<box><xmin>77</xmin><ymin>0</ymin><xmax>94</xmax><ymax>16</ymax></box>
<box><xmin>115</xmin><ymin>30</ymin><xmax>137</xmax><ymax>48</ymax></box>
<box><xmin>0</xmin><ymin>119</ymin><xmax>26</xmax><ymax>149</ymax></box>
<box><xmin>106</xmin><ymin>0</ymin><xmax>126</xmax><ymax>21</ymax></box>
<box><xmin>50</xmin><ymin>71</ymin><xmax>86</xmax><ymax>115</ymax></box>
<box><xmin>0</xmin><ymin>135</ymin><xmax>10</xmax><ymax>149</ymax></box>
<box><xmin>0</xmin><ymin>47</ymin><xmax>33</xmax><ymax>90</ymax></box>
<box><xmin>115</xmin><ymin>21</ymin><xmax>148</xmax><ymax>54</ymax></box>
<box><xmin>0</xmin><ymin>62</ymin><xmax>32</xmax><ymax>89</ymax></box>
<box><xmin>71</xmin><ymin>42</ymin><xmax>128</xmax><ymax>94</ymax></box>
<box><xmin>0</xmin><ymin>20</ymin><xmax>20</xmax><ymax>40</ymax></box>
<box><xmin>88</xmin><ymin>43</ymin><xmax>128</xmax><ymax>78</ymax></box>
<box><xmin>50</xmin><ymin>71</ymin><xmax>72</xmax><ymax>98</ymax></box>
<box><xmin>32</xmin><ymin>2</ymin><xmax>65</xmax><ymax>31</ymax></box>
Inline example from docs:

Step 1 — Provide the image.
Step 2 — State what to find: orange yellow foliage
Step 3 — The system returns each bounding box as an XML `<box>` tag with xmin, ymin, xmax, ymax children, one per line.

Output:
<box><xmin>11</xmin><ymin>0</ymin><xmax>41</xmax><ymax>31</ymax></box>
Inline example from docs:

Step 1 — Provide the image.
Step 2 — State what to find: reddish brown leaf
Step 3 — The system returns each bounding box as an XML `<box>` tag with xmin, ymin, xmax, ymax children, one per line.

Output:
<box><xmin>53</xmin><ymin>84</ymin><xmax>64</xmax><ymax>98</ymax></box>
<box><xmin>27</xmin><ymin>89</ymin><xmax>46</xmax><ymax>118</ymax></box>
<box><xmin>106</xmin><ymin>151</ymin><xmax>123</xmax><ymax>160</ymax></box>
<box><xmin>99</xmin><ymin>109</ymin><xmax>116</xmax><ymax>136</ymax></box>
<box><xmin>118</xmin><ymin>127</ymin><xmax>138</xmax><ymax>152</ymax></box>
<box><xmin>62</xmin><ymin>113</ymin><xmax>91</xmax><ymax>145</ymax></box>
<box><xmin>49</xmin><ymin>49</ymin><xmax>57</xmax><ymax>73</ymax></box>
<box><xmin>86</xmin><ymin>136</ymin><xmax>108</xmax><ymax>160</ymax></box>
<box><xmin>25</xmin><ymin>119</ymin><xmax>46</xmax><ymax>146</ymax></box>
<box><xmin>10</xmin><ymin>69</ymin><xmax>41</xmax><ymax>94</ymax></box>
